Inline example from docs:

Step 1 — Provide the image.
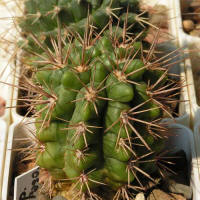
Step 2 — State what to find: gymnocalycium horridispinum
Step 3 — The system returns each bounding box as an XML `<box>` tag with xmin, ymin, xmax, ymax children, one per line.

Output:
<box><xmin>15</xmin><ymin>0</ymin><xmax>183</xmax><ymax>199</ymax></box>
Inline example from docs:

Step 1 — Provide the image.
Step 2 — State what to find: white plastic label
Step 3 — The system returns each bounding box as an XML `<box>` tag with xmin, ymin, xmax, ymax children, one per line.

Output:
<box><xmin>14</xmin><ymin>166</ymin><xmax>40</xmax><ymax>200</ymax></box>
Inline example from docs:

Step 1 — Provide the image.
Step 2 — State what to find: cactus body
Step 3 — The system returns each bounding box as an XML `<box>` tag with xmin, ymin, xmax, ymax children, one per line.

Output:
<box><xmin>17</xmin><ymin>0</ymin><xmax>182</xmax><ymax>199</ymax></box>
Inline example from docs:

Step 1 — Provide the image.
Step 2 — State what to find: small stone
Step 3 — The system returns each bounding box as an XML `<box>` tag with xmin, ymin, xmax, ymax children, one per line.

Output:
<box><xmin>183</xmin><ymin>19</ymin><xmax>195</xmax><ymax>32</ymax></box>
<box><xmin>52</xmin><ymin>196</ymin><xmax>67</xmax><ymax>200</ymax></box>
<box><xmin>38</xmin><ymin>194</ymin><xmax>50</xmax><ymax>200</ymax></box>
<box><xmin>170</xmin><ymin>193</ymin><xmax>186</xmax><ymax>200</ymax></box>
<box><xmin>195</xmin><ymin>24</ymin><xmax>200</xmax><ymax>30</ymax></box>
<box><xmin>147</xmin><ymin>189</ymin><xmax>171</xmax><ymax>200</ymax></box>
<box><xmin>147</xmin><ymin>190</ymin><xmax>186</xmax><ymax>200</ymax></box>
<box><xmin>135</xmin><ymin>192</ymin><xmax>145</xmax><ymax>200</ymax></box>
<box><xmin>190</xmin><ymin>29</ymin><xmax>200</xmax><ymax>37</ymax></box>
<box><xmin>167</xmin><ymin>180</ymin><xmax>192</xmax><ymax>199</ymax></box>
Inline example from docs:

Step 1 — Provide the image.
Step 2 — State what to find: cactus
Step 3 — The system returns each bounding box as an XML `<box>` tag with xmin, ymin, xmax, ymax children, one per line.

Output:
<box><xmin>18</xmin><ymin>0</ymin><xmax>151</xmax><ymax>53</ymax></box>
<box><xmin>14</xmin><ymin>0</ymin><xmax>183</xmax><ymax>199</ymax></box>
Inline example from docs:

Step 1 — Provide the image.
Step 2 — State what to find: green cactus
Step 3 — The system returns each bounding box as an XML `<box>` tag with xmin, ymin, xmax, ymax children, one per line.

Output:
<box><xmin>16</xmin><ymin>0</ymin><xmax>182</xmax><ymax>199</ymax></box>
<box><xmin>18</xmin><ymin>0</ymin><xmax>150</xmax><ymax>53</ymax></box>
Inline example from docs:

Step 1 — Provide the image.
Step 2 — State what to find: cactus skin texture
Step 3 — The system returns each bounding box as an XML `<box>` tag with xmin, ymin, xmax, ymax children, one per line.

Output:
<box><xmin>18</xmin><ymin>0</ymin><xmax>182</xmax><ymax>199</ymax></box>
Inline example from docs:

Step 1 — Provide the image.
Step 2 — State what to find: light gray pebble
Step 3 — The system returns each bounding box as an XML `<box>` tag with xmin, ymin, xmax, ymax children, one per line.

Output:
<box><xmin>38</xmin><ymin>194</ymin><xmax>50</xmax><ymax>200</ymax></box>
<box><xmin>52</xmin><ymin>195</ymin><xmax>67</xmax><ymax>200</ymax></box>
<box><xmin>135</xmin><ymin>192</ymin><xmax>145</xmax><ymax>200</ymax></box>
<box><xmin>168</xmin><ymin>181</ymin><xmax>192</xmax><ymax>199</ymax></box>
